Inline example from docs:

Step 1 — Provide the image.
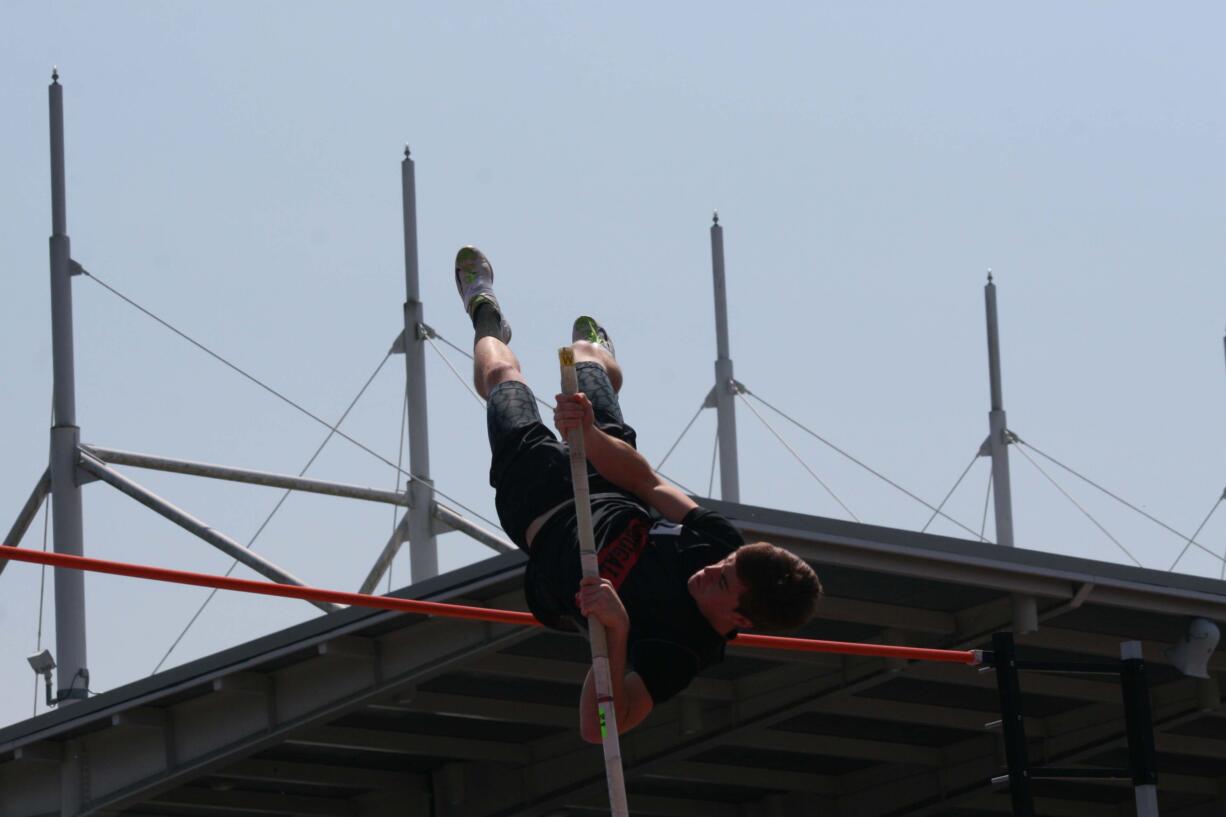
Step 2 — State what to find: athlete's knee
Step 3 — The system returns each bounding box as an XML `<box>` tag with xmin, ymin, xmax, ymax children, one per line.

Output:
<box><xmin>571</xmin><ymin>340</ymin><xmax>609</xmax><ymax>366</ymax></box>
<box><xmin>573</xmin><ymin>343</ymin><xmax>622</xmax><ymax>393</ymax></box>
<box><xmin>480</xmin><ymin>361</ymin><xmax>525</xmax><ymax>397</ymax></box>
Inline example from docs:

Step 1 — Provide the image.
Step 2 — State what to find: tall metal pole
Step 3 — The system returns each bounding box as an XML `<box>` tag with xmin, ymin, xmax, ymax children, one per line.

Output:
<box><xmin>400</xmin><ymin>147</ymin><xmax>437</xmax><ymax>581</ymax></box>
<box><xmin>984</xmin><ymin>274</ymin><xmax>1037</xmax><ymax>634</ymax></box>
<box><xmin>710</xmin><ymin>213</ymin><xmax>740</xmax><ymax>503</ymax></box>
<box><xmin>47</xmin><ymin>70</ymin><xmax>89</xmax><ymax>703</ymax></box>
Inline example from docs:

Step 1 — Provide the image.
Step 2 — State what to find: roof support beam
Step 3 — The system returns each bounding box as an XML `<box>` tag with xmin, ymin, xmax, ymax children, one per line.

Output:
<box><xmin>149</xmin><ymin>786</ymin><xmax>358</xmax><ymax>816</ymax></box>
<box><xmin>642</xmin><ymin>760</ymin><xmax>840</xmax><ymax>796</ymax></box>
<box><xmin>77</xmin><ymin>451</ymin><xmax>337</xmax><ymax>613</ymax></box>
<box><xmin>215</xmin><ymin>758</ymin><xmax>426</xmax><ymax>793</ymax></box>
<box><xmin>287</xmin><ymin>725</ymin><xmax>522</xmax><ymax>763</ymax></box>
<box><xmin>0</xmin><ymin>468</ymin><xmax>50</xmax><ymax>575</ymax></box>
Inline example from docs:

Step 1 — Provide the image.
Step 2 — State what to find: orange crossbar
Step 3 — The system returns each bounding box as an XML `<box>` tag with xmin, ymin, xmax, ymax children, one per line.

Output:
<box><xmin>0</xmin><ymin>546</ymin><xmax>981</xmax><ymax>665</ymax></box>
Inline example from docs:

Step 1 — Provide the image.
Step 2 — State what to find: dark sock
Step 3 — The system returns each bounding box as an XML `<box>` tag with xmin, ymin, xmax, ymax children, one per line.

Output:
<box><xmin>473</xmin><ymin>302</ymin><xmax>504</xmax><ymax>341</ymax></box>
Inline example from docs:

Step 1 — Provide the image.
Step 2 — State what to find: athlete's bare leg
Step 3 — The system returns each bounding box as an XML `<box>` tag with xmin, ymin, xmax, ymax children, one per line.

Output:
<box><xmin>473</xmin><ymin>337</ymin><xmax>525</xmax><ymax>400</ymax></box>
<box><xmin>571</xmin><ymin>340</ymin><xmax>623</xmax><ymax>393</ymax></box>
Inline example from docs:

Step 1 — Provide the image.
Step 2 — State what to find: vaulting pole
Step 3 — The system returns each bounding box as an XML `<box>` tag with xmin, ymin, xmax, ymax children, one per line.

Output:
<box><xmin>400</xmin><ymin>147</ymin><xmax>437</xmax><ymax>581</ymax></box>
<box><xmin>559</xmin><ymin>347</ymin><xmax>631</xmax><ymax>817</ymax></box>
<box><xmin>47</xmin><ymin>70</ymin><xmax>90</xmax><ymax>703</ymax></box>
<box><xmin>710</xmin><ymin>213</ymin><xmax>741</xmax><ymax>502</ymax></box>
<box><xmin>983</xmin><ymin>274</ymin><xmax>1037</xmax><ymax>634</ymax></box>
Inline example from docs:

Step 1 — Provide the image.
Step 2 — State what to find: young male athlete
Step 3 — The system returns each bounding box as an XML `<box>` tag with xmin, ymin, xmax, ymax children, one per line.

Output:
<box><xmin>455</xmin><ymin>246</ymin><xmax>822</xmax><ymax>742</ymax></box>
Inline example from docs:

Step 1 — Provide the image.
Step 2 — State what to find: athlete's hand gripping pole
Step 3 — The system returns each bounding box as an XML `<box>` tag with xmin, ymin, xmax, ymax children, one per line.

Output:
<box><xmin>559</xmin><ymin>346</ymin><xmax>631</xmax><ymax>817</ymax></box>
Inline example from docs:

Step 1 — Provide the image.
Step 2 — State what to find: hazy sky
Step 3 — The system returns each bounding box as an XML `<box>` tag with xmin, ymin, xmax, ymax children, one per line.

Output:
<box><xmin>2</xmin><ymin>3</ymin><xmax>1224</xmax><ymax>728</ymax></box>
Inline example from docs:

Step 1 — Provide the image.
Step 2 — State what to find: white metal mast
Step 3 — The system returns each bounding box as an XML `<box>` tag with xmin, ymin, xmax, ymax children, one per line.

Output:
<box><xmin>399</xmin><ymin>147</ymin><xmax>438</xmax><ymax>580</ymax></box>
<box><xmin>982</xmin><ymin>273</ymin><xmax>1037</xmax><ymax>634</ymax></box>
<box><xmin>47</xmin><ymin>70</ymin><xmax>90</xmax><ymax>703</ymax></box>
<box><xmin>709</xmin><ymin>213</ymin><xmax>741</xmax><ymax>502</ymax></box>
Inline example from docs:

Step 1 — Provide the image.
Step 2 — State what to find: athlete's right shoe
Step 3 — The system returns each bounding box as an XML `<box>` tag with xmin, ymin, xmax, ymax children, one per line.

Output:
<box><xmin>572</xmin><ymin>315</ymin><xmax>616</xmax><ymax>359</ymax></box>
<box><xmin>455</xmin><ymin>246</ymin><xmax>511</xmax><ymax>342</ymax></box>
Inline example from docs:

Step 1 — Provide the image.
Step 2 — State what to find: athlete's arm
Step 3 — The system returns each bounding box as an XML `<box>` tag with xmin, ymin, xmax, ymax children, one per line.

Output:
<box><xmin>575</xmin><ymin>576</ymin><xmax>654</xmax><ymax>742</ymax></box>
<box><xmin>554</xmin><ymin>393</ymin><xmax>697</xmax><ymax>523</ymax></box>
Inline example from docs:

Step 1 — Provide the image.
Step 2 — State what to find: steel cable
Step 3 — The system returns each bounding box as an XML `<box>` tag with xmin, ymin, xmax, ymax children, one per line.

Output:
<box><xmin>979</xmin><ymin>470</ymin><xmax>993</xmax><ymax>541</ymax></box>
<box><xmin>744</xmin><ymin>390</ymin><xmax>985</xmax><ymax>540</ymax></box>
<box><xmin>151</xmin><ymin>352</ymin><xmax>395</xmax><ymax>674</ymax></box>
<box><xmin>32</xmin><ymin>396</ymin><xmax>53</xmax><ymax>715</ymax></box>
<box><xmin>921</xmin><ymin>452</ymin><xmax>982</xmax><ymax>534</ymax></box>
<box><xmin>1013</xmin><ymin>443</ymin><xmax>1143</xmax><ymax>567</ymax></box>
<box><xmin>1167</xmin><ymin>497</ymin><xmax>1223</xmax><ymax>573</ymax></box>
<box><xmin>425</xmin><ymin>336</ymin><xmax>485</xmax><ymax>407</ymax></box>
<box><xmin>738</xmin><ymin>393</ymin><xmax>860</xmax><ymax>522</ymax></box>
<box><xmin>83</xmin><ymin>270</ymin><xmax>415</xmax><ymax>480</ymax></box>
<box><xmin>390</xmin><ymin>391</ymin><xmax>409</xmax><ymax>593</ymax></box>
<box><xmin>654</xmin><ymin>400</ymin><xmax>706</xmax><ymax>472</ymax></box>
<box><xmin>1016</xmin><ymin>438</ymin><xmax>1224</xmax><ymax>566</ymax></box>
<box><xmin>84</xmin><ymin>270</ymin><xmax>505</xmax><ymax>536</ymax></box>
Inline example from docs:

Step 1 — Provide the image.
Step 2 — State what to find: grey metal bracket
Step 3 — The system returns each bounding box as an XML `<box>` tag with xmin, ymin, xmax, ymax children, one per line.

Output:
<box><xmin>703</xmin><ymin>379</ymin><xmax>747</xmax><ymax>408</ymax></box>
<box><xmin>83</xmin><ymin>444</ymin><xmax>409</xmax><ymax>507</ymax></box>
<box><xmin>432</xmin><ymin>503</ymin><xmax>513</xmax><ymax>553</ymax></box>
<box><xmin>978</xmin><ymin>429</ymin><xmax>1020</xmax><ymax>457</ymax></box>
<box><xmin>0</xmin><ymin>469</ymin><xmax>52</xmax><ymax>576</ymax></box>
<box><xmin>389</xmin><ymin>322</ymin><xmax>437</xmax><ymax>355</ymax></box>
<box><xmin>389</xmin><ymin>331</ymin><xmax>405</xmax><ymax>355</ymax></box>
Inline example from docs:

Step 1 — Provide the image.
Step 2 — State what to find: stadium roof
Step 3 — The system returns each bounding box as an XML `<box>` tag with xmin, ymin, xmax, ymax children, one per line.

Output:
<box><xmin>1</xmin><ymin>498</ymin><xmax>1223</xmax><ymax>817</ymax></box>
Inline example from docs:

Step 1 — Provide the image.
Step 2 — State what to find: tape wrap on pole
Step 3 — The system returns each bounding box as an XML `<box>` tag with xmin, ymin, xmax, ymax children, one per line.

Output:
<box><xmin>559</xmin><ymin>346</ymin><xmax>631</xmax><ymax>817</ymax></box>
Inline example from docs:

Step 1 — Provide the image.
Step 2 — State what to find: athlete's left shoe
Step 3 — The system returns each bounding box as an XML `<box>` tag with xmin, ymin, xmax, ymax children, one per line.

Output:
<box><xmin>572</xmin><ymin>315</ymin><xmax>616</xmax><ymax>359</ymax></box>
<box><xmin>455</xmin><ymin>246</ymin><xmax>511</xmax><ymax>342</ymax></box>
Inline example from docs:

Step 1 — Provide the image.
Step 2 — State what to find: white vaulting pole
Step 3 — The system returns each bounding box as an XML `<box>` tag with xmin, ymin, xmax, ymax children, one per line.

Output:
<box><xmin>559</xmin><ymin>347</ymin><xmax>631</xmax><ymax>817</ymax></box>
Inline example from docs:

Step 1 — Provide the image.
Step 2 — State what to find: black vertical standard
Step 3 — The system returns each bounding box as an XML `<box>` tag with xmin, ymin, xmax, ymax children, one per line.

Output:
<box><xmin>1121</xmin><ymin>657</ymin><xmax>1158</xmax><ymax>784</ymax></box>
<box><xmin>1121</xmin><ymin>642</ymin><xmax>1160</xmax><ymax>816</ymax></box>
<box><xmin>991</xmin><ymin>632</ymin><xmax>1035</xmax><ymax>817</ymax></box>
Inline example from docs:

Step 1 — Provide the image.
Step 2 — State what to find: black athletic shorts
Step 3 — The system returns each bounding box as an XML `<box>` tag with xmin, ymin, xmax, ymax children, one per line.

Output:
<box><xmin>486</xmin><ymin>362</ymin><xmax>638</xmax><ymax>550</ymax></box>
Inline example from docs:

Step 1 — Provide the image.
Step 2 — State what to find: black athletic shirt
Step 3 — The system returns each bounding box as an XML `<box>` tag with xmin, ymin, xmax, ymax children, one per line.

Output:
<box><xmin>524</xmin><ymin>492</ymin><xmax>745</xmax><ymax>704</ymax></box>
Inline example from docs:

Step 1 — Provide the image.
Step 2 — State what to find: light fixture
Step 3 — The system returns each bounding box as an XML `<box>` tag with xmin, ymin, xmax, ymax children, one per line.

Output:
<box><xmin>1166</xmin><ymin>618</ymin><xmax>1220</xmax><ymax>679</ymax></box>
<box><xmin>26</xmin><ymin>649</ymin><xmax>56</xmax><ymax>707</ymax></box>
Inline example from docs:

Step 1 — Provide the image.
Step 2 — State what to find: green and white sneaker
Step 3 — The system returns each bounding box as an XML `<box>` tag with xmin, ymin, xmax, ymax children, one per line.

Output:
<box><xmin>455</xmin><ymin>246</ymin><xmax>511</xmax><ymax>342</ymax></box>
<box><xmin>572</xmin><ymin>315</ymin><xmax>616</xmax><ymax>358</ymax></box>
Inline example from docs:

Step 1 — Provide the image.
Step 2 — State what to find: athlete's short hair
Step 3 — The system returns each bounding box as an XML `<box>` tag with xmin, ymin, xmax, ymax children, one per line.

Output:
<box><xmin>734</xmin><ymin>542</ymin><xmax>822</xmax><ymax>632</ymax></box>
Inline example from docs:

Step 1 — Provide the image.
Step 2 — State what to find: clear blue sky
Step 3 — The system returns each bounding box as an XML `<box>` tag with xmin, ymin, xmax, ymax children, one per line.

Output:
<box><xmin>2</xmin><ymin>3</ymin><xmax>1224</xmax><ymax>728</ymax></box>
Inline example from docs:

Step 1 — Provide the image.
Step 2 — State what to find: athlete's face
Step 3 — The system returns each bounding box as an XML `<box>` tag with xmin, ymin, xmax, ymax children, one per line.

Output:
<box><xmin>687</xmin><ymin>552</ymin><xmax>753</xmax><ymax>632</ymax></box>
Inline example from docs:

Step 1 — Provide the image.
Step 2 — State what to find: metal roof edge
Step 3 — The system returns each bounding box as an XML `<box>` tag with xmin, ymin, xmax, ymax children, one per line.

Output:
<box><xmin>702</xmin><ymin>497</ymin><xmax>1226</xmax><ymax>602</ymax></box>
